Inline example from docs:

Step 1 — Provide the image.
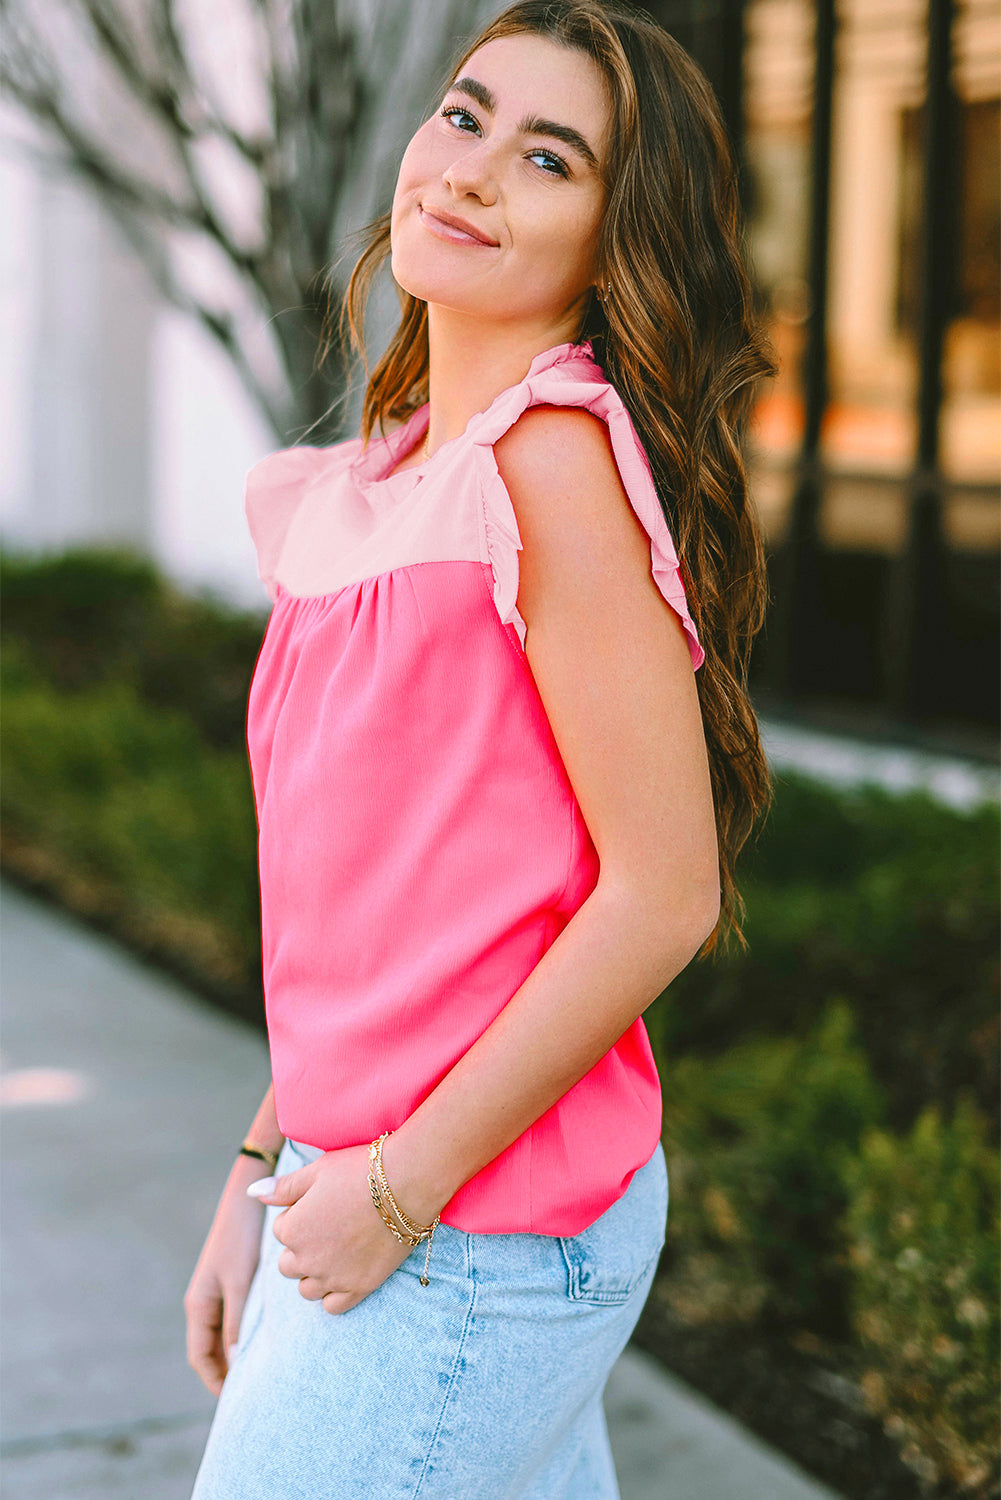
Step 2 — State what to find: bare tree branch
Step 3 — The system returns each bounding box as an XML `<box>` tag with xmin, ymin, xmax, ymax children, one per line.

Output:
<box><xmin>0</xmin><ymin>0</ymin><xmax>493</xmax><ymax>441</ymax></box>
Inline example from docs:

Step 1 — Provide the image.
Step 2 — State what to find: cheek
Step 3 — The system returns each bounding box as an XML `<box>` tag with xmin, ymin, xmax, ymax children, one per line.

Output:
<box><xmin>391</xmin><ymin>140</ymin><xmax>431</xmax><ymax>260</ymax></box>
<box><xmin>520</xmin><ymin>201</ymin><xmax>602</xmax><ymax>290</ymax></box>
<box><xmin>392</xmin><ymin>148</ymin><xmax>418</xmax><ymax>209</ymax></box>
<box><xmin>393</xmin><ymin>123</ymin><xmax>438</xmax><ymax>208</ymax></box>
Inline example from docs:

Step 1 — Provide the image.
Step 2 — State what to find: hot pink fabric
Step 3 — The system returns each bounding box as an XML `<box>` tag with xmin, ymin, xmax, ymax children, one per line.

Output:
<box><xmin>244</xmin><ymin>340</ymin><xmax>704</xmax><ymax>1234</ymax></box>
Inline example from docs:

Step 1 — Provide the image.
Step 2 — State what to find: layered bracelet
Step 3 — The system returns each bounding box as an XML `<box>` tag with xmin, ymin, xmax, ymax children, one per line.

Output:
<box><xmin>368</xmin><ymin>1130</ymin><xmax>440</xmax><ymax>1287</ymax></box>
<box><xmin>240</xmin><ymin>1132</ymin><xmax>440</xmax><ymax>1288</ymax></box>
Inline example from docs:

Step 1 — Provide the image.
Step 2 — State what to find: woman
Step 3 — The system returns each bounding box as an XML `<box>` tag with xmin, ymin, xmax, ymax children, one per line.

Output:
<box><xmin>185</xmin><ymin>3</ymin><xmax>776</xmax><ymax>1496</ymax></box>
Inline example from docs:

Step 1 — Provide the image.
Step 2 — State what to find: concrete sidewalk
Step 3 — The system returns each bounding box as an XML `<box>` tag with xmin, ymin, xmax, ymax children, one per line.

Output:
<box><xmin>758</xmin><ymin>714</ymin><xmax>999</xmax><ymax>813</ymax></box>
<box><xmin>0</xmin><ymin>878</ymin><xmax>843</xmax><ymax>1500</ymax></box>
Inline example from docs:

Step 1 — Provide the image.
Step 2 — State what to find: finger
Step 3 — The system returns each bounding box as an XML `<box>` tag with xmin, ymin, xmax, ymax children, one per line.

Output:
<box><xmin>256</xmin><ymin>1165</ymin><xmax>310</xmax><ymax>1208</ymax></box>
<box><xmin>277</xmin><ymin>1247</ymin><xmax>301</xmax><ymax>1280</ymax></box>
<box><xmin>322</xmin><ymin>1290</ymin><xmax>356</xmax><ymax>1316</ymax></box>
<box><xmin>271</xmin><ymin>1201</ymin><xmax>302</xmax><ymax>1246</ymax></box>
<box><xmin>244</xmin><ymin>1176</ymin><xmax>276</xmax><ymax>1200</ymax></box>
<box><xmin>188</xmin><ymin>1325</ymin><xmax>226</xmax><ymax>1389</ymax></box>
<box><xmin>185</xmin><ymin>1292</ymin><xmax>227</xmax><ymax>1393</ymax></box>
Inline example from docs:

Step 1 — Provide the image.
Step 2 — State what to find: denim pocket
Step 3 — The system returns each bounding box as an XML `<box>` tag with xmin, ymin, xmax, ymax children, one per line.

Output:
<box><xmin>558</xmin><ymin>1143</ymin><xmax>668</xmax><ymax>1305</ymax></box>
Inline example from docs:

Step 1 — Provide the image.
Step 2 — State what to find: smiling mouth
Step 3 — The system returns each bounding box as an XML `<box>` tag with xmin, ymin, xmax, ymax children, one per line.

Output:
<box><xmin>419</xmin><ymin>206</ymin><xmax>499</xmax><ymax>247</ymax></box>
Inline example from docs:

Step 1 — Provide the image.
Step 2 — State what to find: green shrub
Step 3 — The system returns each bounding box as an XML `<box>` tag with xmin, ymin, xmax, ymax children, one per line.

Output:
<box><xmin>646</xmin><ymin>771</ymin><xmax>1000</xmax><ymax>1137</ymax></box>
<box><xmin>0</xmin><ymin>546</ymin><xmax>162</xmax><ymax>688</ymax></box>
<box><xmin>659</xmin><ymin>998</ymin><xmax>885</xmax><ymax>1332</ymax></box>
<box><xmin>1</xmin><ymin>545</ymin><xmax>267</xmax><ymax>748</ymax></box>
<box><xmin>1</xmin><ymin>642</ymin><xmax>261</xmax><ymax>1000</ymax></box>
<box><xmin>840</xmin><ymin>1097</ymin><xmax>1000</xmax><ymax>1493</ymax></box>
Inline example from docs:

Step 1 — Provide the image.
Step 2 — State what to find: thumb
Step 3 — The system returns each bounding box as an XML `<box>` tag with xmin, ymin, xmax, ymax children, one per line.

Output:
<box><xmin>247</xmin><ymin>1165</ymin><xmax>309</xmax><ymax>1207</ymax></box>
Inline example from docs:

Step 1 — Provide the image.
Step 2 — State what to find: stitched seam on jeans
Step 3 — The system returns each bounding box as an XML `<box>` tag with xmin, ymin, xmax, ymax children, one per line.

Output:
<box><xmin>410</xmin><ymin>1278</ymin><xmax>479</xmax><ymax>1498</ymax></box>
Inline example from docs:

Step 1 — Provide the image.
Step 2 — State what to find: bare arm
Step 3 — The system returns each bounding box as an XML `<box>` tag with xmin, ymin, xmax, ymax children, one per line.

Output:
<box><xmin>381</xmin><ymin>405</ymin><xmax>720</xmax><ymax>1221</ymax></box>
<box><xmin>184</xmin><ymin>1080</ymin><xmax>284</xmax><ymax>1395</ymax></box>
<box><xmin>243</xmin><ymin>1081</ymin><xmax>285</xmax><ymax>1160</ymax></box>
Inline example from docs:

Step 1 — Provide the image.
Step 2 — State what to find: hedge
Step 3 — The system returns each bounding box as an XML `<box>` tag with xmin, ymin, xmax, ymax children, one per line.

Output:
<box><xmin>2</xmin><ymin>545</ymin><xmax>998</xmax><ymax>1495</ymax></box>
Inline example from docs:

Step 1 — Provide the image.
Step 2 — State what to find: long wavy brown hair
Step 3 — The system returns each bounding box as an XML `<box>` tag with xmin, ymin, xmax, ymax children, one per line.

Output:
<box><xmin>325</xmin><ymin>0</ymin><xmax>779</xmax><ymax>957</ymax></box>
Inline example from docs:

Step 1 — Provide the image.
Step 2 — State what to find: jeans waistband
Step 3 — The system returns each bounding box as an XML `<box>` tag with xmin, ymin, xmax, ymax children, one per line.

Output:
<box><xmin>285</xmin><ymin>1138</ymin><xmax>325</xmax><ymax>1165</ymax></box>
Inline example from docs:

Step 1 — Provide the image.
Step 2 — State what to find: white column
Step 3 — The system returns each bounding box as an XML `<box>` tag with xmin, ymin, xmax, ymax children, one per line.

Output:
<box><xmin>6</xmin><ymin>158</ymin><xmax>156</xmax><ymax>558</ymax></box>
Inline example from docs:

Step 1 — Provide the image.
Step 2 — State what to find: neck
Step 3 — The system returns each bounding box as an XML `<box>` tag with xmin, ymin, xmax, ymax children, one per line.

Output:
<box><xmin>423</xmin><ymin>305</ymin><xmax>584</xmax><ymax>456</ymax></box>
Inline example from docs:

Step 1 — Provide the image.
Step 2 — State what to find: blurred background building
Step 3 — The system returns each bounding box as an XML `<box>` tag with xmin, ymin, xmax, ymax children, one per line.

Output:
<box><xmin>1</xmin><ymin>0</ymin><xmax>998</xmax><ymax>748</ymax></box>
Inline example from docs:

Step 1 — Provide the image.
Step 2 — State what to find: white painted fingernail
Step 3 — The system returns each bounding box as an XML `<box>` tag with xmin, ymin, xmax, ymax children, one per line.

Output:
<box><xmin>246</xmin><ymin>1176</ymin><xmax>277</xmax><ymax>1198</ymax></box>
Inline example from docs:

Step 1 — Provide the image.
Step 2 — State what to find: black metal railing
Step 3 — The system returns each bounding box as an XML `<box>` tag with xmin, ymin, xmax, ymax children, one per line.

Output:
<box><xmin>650</xmin><ymin>0</ymin><xmax>999</xmax><ymax>749</ymax></box>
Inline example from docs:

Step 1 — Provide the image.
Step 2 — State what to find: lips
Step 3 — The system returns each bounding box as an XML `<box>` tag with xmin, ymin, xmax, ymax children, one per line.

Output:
<box><xmin>419</xmin><ymin>205</ymin><xmax>499</xmax><ymax>247</ymax></box>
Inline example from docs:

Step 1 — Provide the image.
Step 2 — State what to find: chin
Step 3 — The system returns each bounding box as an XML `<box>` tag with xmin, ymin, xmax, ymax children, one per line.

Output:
<box><xmin>391</xmin><ymin>257</ymin><xmax>477</xmax><ymax>315</ymax></box>
<box><xmin>390</xmin><ymin>260</ymin><xmax>433</xmax><ymax>304</ymax></box>
<box><xmin>389</xmin><ymin>229</ymin><xmax>433</xmax><ymax>301</ymax></box>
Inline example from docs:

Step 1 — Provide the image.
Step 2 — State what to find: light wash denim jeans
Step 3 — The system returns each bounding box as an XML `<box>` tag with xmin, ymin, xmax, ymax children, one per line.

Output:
<box><xmin>190</xmin><ymin>1136</ymin><xmax>668</xmax><ymax>1500</ymax></box>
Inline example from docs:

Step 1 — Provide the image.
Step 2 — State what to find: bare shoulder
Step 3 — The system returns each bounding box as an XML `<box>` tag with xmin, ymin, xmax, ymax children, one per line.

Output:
<box><xmin>493</xmin><ymin>404</ymin><xmax>625</xmax><ymax>515</ymax></box>
<box><xmin>493</xmin><ymin>403</ymin><xmax>654</xmax><ymax>609</ymax></box>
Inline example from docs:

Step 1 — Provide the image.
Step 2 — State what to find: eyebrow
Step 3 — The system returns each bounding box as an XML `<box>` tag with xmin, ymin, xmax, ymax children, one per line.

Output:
<box><xmin>448</xmin><ymin>75</ymin><xmax>600</xmax><ymax>172</ymax></box>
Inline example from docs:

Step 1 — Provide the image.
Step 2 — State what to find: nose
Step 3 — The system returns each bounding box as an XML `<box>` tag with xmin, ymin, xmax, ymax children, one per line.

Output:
<box><xmin>442</xmin><ymin>140</ymin><xmax>500</xmax><ymax>206</ymax></box>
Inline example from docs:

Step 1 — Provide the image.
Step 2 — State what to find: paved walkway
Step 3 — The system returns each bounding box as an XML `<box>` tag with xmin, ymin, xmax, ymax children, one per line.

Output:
<box><xmin>0</xmin><ymin>877</ymin><xmax>842</xmax><ymax>1500</ymax></box>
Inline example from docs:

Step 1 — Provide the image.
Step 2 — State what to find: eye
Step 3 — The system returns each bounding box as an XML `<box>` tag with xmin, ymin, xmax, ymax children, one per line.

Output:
<box><xmin>440</xmin><ymin>104</ymin><xmax>480</xmax><ymax>134</ymax></box>
<box><xmin>439</xmin><ymin>104</ymin><xmax>570</xmax><ymax>179</ymax></box>
<box><xmin>527</xmin><ymin>148</ymin><xmax>569</xmax><ymax>179</ymax></box>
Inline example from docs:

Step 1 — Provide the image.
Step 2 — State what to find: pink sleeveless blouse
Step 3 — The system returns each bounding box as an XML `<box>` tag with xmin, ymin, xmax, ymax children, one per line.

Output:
<box><xmin>244</xmin><ymin>339</ymin><xmax>704</xmax><ymax>1235</ymax></box>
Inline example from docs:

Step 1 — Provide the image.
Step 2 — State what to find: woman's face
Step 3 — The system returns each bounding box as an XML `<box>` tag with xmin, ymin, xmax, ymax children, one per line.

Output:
<box><xmin>390</xmin><ymin>34</ymin><xmax>610</xmax><ymax>335</ymax></box>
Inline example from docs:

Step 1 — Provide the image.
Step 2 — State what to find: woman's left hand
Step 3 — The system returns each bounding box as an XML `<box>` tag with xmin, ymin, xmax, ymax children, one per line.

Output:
<box><xmin>257</xmin><ymin>1145</ymin><xmax>416</xmax><ymax>1313</ymax></box>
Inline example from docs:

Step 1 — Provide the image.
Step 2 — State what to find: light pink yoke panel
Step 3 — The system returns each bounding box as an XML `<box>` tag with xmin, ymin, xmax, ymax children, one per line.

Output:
<box><xmin>243</xmin><ymin>340</ymin><xmax>703</xmax><ymax>1235</ymax></box>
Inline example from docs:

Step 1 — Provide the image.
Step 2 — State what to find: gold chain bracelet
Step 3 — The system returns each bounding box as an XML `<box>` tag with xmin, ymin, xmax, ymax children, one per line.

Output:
<box><xmin>367</xmin><ymin>1131</ymin><xmax>440</xmax><ymax>1287</ymax></box>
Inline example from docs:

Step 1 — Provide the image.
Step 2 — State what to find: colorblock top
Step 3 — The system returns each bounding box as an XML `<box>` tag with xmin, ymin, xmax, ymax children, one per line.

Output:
<box><xmin>244</xmin><ymin>338</ymin><xmax>704</xmax><ymax>1235</ymax></box>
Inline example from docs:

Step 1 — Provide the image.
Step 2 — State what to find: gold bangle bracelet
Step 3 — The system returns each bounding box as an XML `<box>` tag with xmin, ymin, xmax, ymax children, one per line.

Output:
<box><xmin>240</xmin><ymin>1140</ymin><xmax>280</xmax><ymax>1173</ymax></box>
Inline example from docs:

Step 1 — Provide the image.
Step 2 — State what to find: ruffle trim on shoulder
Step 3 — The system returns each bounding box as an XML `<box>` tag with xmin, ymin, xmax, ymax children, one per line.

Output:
<box><xmin>476</xmin><ymin>442</ymin><xmax>528</xmax><ymax>649</ymax></box>
<box><xmin>469</xmin><ymin>345</ymin><xmax>706</xmax><ymax>672</ymax></box>
<box><xmin>244</xmin><ymin>443</ymin><xmax>360</xmax><ymax>603</ymax></box>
